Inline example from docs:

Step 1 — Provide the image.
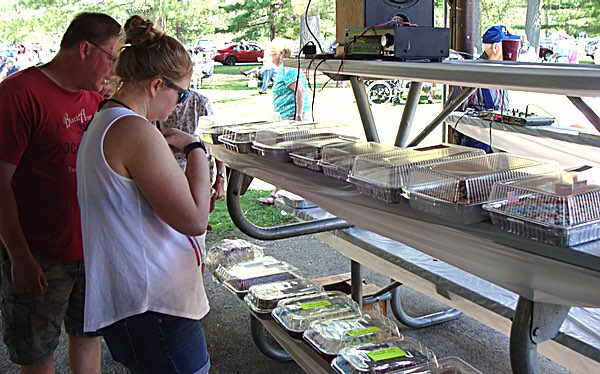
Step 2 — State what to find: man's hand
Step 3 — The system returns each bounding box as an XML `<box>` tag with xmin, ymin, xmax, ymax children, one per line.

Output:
<box><xmin>11</xmin><ymin>256</ymin><xmax>48</xmax><ymax>295</ymax></box>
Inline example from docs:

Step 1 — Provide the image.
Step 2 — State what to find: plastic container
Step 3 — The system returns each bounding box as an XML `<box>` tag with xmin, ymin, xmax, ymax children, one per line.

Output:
<box><xmin>303</xmin><ymin>312</ymin><xmax>401</xmax><ymax>360</ymax></box>
<box><xmin>348</xmin><ymin>144</ymin><xmax>485</xmax><ymax>203</ymax></box>
<box><xmin>244</xmin><ymin>278</ymin><xmax>324</xmax><ymax>318</ymax></box>
<box><xmin>289</xmin><ymin>136</ymin><xmax>358</xmax><ymax>171</ymax></box>
<box><xmin>320</xmin><ymin>142</ymin><xmax>398</xmax><ymax>180</ymax></box>
<box><xmin>197</xmin><ymin>115</ymin><xmax>272</xmax><ymax>144</ymax></box>
<box><xmin>253</xmin><ymin>133</ymin><xmax>351</xmax><ymax>162</ymax></box>
<box><xmin>405</xmin><ymin>153</ymin><xmax>560</xmax><ymax>224</ymax></box>
<box><xmin>331</xmin><ymin>337</ymin><xmax>435</xmax><ymax>373</ymax></box>
<box><xmin>276</xmin><ymin>190</ymin><xmax>317</xmax><ymax>209</ymax></box>
<box><xmin>272</xmin><ymin>291</ymin><xmax>361</xmax><ymax>338</ymax></box>
<box><xmin>415</xmin><ymin>356</ymin><xmax>483</xmax><ymax>374</ymax></box>
<box><xmin>483</xmin><ymin>169</ymin><xmax>600</xmax><ymax>246</ymax></box>
<box><xmin>205</xmin><ymin>239</ymin><xmax>264</xmax><ymax>273</ymax></box>
<box><xmin>218</xmin><ymin>126</ymin><xmax>260</xmax><ymax>153</ymax></box>
<box><xmin>213</xmin><ymin>256</ymin><xmax>298</xmax><ymax>297</ymax></box>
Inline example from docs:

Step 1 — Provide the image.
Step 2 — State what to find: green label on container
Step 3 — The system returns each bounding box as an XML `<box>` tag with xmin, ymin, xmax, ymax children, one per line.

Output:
<box><xmin>366</xmin><ymin>347</ymin><xmax>406</xmax><ymax>361</ymax></box>
<box><xmin>299</xmin><ymin>300</ymin><xmax>332</xmax><ymax>310</ymax></box>
<box><xmin>346</xmin><ymin>326</ymin><xmax>381</xmax><ymax>337</ymax></box>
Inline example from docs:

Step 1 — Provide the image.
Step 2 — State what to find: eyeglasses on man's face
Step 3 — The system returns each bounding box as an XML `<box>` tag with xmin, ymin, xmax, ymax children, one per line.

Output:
<box><xmin>88</xmin><ymin>40</ymin><xmax>117</xmax><ymax>64</ymax></box>
<box><xmin>163</xmin><ymin>77</ymin><xmax>190</xmax><ymax>104</ymax></box>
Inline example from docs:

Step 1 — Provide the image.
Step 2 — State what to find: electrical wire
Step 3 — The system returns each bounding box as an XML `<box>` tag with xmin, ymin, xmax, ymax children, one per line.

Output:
<box><xmin>304</xmin><ymin>0</ymin><xmax>323</xmax><ymax>53</ymax></box>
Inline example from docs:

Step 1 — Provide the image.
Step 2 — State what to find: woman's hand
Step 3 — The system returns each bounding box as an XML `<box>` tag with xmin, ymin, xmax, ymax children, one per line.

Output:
<box><xmin>161</xmin><ymin>128</ymin><xmax>197</xmax><ymax>154</ymax></box>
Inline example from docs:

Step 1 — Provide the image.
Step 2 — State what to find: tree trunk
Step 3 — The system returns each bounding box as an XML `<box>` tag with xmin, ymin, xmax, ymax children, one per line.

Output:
<box><xmin>525</xmin><ymin>0</ymin><xmax>543</xmax><ymax>49</ymax></box>
<box><xmin>449</xmin><ymin>0</ymin><xmax>480</xmax><ymax>59</ymax></box>
<box><xmin>300</xmin><ymin>16</ymin><xmax>321</xmax><ymax>52</ymax></box>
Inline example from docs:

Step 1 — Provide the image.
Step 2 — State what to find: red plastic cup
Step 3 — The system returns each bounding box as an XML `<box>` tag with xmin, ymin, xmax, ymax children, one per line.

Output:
<box><xmin>502</xmin><ymin>39</ymin><xmax>520</xmax><ymax>61</ymax></box>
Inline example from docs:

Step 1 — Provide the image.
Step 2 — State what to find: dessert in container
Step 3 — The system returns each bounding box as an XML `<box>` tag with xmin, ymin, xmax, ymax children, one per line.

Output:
<box><xmin>205</xmin><ymin>239</ymin><xmax>264</xmax><ymax>273</ymax></box>
<box><xmin>212</xmin><ymin>256</ymin><xmax>298</xmax><ymax>297</ymax></box>
<box><xmin>197</xmin><ymin>115</ymin><xmax>272</xmax><ymax>144</ymax></box>
<box><xmin>319</xmin><ymin>142</ymin><xmax>398</xmax><ymax>180</ymax></box>
<box><xmin>348</xmin><ymin>144</ymin><xmax>485</xmax><ymax>203</ymax></box>
<box><xmin>404</xmin><ymin>153</ymin><xmax>560</xmax><ymax>224</ymax></box>
<box><xmin>276</xmin><ymin>190</ymin><xmax>317</xmax><ymax>209</ymax></box>
<box><xmin>244</xmin><ymin>278</ymin><xmax>324</xmax><ymax>318</ymax></box>
<box><xmin>289</xmin><ymin>136</ymin><xmax>358</xmax><ymax>171</ymax></box>
<box><xmin>331</xmin><ymin>337</ymin><xmax>435</xmax><ymax>373</ymax></box>
<box><xmin>218</xmin><ymin>120</ymin><xmax>314</xmax><ymax>153</ymax></box>
<box><xmin>483</xmin><ymin>169</ymin><xmax>600</xmax><ymax>246</ymax></box>
<box><xmin>271</xmin><ymin>291</ymin><xmax>361</xmax><ymax>338</ymax></box>
<box><xmin>303</xmin><ymin>311</ymin><xmax>401</xmax><ymax>360</ymax></box>
<box><xmin>409</xmin><ymin>356</ymin><xmax>483</xmax><ymax>374</ymax></box>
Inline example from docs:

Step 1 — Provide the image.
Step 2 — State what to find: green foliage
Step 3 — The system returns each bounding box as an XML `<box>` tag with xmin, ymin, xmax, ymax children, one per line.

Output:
<box><xmin>208</xmin><ymin>189</ymin><xmax>296</xmax><ymax>234</ymax></box>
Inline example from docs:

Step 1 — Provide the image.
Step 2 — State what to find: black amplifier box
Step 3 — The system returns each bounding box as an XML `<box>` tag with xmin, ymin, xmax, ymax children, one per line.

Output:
<box><xmin>345</xmin><ymin>26</ymin><xmax>449</xmax><ymax>62</ymax></box>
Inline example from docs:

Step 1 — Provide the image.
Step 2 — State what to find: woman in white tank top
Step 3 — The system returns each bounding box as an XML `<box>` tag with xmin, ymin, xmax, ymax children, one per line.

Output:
<box><xmin>77</xmin><ymin>15</ymin><xmax>212</xmax><ymax>374</ymax></box>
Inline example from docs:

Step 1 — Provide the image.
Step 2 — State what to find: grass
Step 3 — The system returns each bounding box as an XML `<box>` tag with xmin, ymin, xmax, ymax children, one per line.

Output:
<box><xmin>207</xmin><ymin>189</ymin><xmax>297</xmax><ymax>238</ymax></box>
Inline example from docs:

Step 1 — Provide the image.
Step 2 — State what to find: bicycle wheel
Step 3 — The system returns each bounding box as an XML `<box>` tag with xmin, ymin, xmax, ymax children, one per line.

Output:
<box><xmin>367</xmin><ymin>81</ymin><xmax>392</xmax><ymax>104</ymax></box>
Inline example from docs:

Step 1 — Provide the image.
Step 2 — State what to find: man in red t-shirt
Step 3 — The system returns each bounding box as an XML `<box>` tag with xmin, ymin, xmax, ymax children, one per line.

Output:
<box><xmin>0</xmin><ymin>12</ymin><xmax>121</xmax><ymax>373</ymax></box>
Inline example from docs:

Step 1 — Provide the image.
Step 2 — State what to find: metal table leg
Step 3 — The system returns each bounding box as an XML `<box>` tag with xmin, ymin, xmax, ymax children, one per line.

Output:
<box><xmin>226</xmin><ymin>169</ymin><xmax>352</xmax><ymax>240</ymax></box>
<box><xmin>390</xmin><ymin>285</ymin><xmax>462</xmax><ymax>328</ymax></box>
<box><xmin>250</xmin><ymin>315</ymin><xmax>292</xmax><ymax>362</ymax></box>
<box><xmin>350</xmin><ymin>260</ymin><xmax>363</xmax><ymax>308</ymax></box>
<box><xmin>395</xmin><ymin>81</ymin><xmax>423</xmax><ymax>147</ymax></box>
<box><xmin>350</xmin><ymin>77</ymin><xmax>379</xmax><ymax>142</ymax></box>
<box><xmin>510</xmin><ymin>296</ymin><xmax>571</xmax><ymax>374</ymax></box>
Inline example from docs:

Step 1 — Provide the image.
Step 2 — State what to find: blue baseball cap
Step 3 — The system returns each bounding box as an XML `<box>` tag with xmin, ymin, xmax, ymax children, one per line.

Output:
<box><xmin>482</xmin><ymin>25</ymin><xmax>520</xmax><ymax>44</ymax></box>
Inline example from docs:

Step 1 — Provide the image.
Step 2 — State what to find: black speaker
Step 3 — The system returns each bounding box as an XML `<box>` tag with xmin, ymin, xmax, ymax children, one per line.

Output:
<box><xmin>365</xmin><ymin>0</ymin><xmax>434</xmax><ymax>28</ymax></box>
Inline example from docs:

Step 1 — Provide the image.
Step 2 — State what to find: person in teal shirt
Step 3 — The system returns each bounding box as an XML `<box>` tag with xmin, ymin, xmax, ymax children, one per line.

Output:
<box><xmin>270</xmin><ymin>38</ymin><xmax>311</xmax><ymax>120</ymax></box>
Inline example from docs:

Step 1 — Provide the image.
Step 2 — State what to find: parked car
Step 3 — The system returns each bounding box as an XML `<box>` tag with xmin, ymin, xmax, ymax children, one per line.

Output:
<box><xmin>214</xmin><ymin>42</ymin><xmax>264</xmax><ymax>65</ymax></box>
<box><xmin>194</xmin><ymin>39</ymin><xmax>216</xmax><ymax>53</ymax></box>
<box><xmin>538</xmin><ymin>38</ymin><xmax>554</xmax><ymax>62</ymax></box>
<box><xmin>584</xmin><ymin>38</ymin><xmax>599</xmax><ymax>62</ymax></box>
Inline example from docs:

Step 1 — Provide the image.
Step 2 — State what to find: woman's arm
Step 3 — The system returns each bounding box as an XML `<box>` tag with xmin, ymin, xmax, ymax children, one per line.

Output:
<box><xmin>104</xmin><ymin>117</ymin><xmax>211</xmax><ymax>236</ymax></box>
<box><xmin>288</xmin><ymin>80</ymin><xmax>305</xmax><ymax>121</ymax></box>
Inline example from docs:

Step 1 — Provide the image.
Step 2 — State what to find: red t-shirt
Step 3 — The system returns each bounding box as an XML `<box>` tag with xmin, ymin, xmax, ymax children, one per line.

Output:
<box><xmin>0</xmin><ymin>67</ymin><xmax>101</xmax><ymax>261</ymax></box>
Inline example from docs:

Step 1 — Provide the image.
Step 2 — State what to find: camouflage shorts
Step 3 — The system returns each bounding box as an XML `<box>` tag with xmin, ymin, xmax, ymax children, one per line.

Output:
<box><xmin>0</xmin><ymin>246</ymin><xmax>100</xmax><ymax>365</ymax></box>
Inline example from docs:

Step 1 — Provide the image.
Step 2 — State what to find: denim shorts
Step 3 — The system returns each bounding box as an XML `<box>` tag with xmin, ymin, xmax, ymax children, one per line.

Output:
<box><xmin>101</xmin><ymin>311</ymin><xmax>210</xmax><ymax>374</ymax></box>
<box><xmin>0</xmin><ymin>246</ymin><xmax>99</xmax><ymax>365</ymax></box>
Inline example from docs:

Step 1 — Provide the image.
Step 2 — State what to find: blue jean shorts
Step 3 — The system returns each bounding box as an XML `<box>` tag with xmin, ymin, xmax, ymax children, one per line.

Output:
<box><xmin>101</xmin><ymin>311</ymin><xmax>210</xmax><ymax>374</ymax></box>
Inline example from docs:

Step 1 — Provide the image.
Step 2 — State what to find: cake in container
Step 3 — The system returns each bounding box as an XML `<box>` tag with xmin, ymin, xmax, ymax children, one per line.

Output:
<box><xmin>331</xmin><ymin>337</ymin><xmax>435</xmax><ymax>373</ymax></box>
<box><xmin>404</xmin><ymin>153</ymin><xmax>560</xmax><ymax>224</ymax></box>
<box><xmin>319</xmin><ymin>142</ymin><xmax>397</xmax><ymax>180</ymax></box>
<box><xmin>218</xmin><ymin>120</ymin><xmax>314</xmax><ymax>153</ymax></box>
<box><xmin>483</xmin><ymin>168</ymin><xmax>600</xmax><ymax>246</ymax></box>
<box><xmin>212</xmin><ymin>256</ymin><xmax>298</xmax><ymax>297</ymax></box>
<box><xmin>244</xmin><ymin>278</ymin><xmax>324</xmax><ymax>317</ymax></box>
<box><xmin>205</xmin><ymin>239</ymin><xmax>264</xmax><ymax>273</ymax></box>
<box><xmin>289</xmin><ymin>136</ymin><xmax>358</xmax><ymax>171</ymax></box>
<box><xmin>411</xmin><ymin>356</ymin><xmax>483</xmax><ymax>374</ymax></box>
<box><xmin>348</xmin><ymin>144</ymin><xmax>485</xmax><ymax>203</ymax></box>
<box><xmin>197</xmin><ymin>115</ymin><xmax>272</xmax><ymax>144</ymax></box>
<box><xmin>271</xmin><ymin>291</ymin><xmax>361</xmax><ymax>338</ymax></box>
<box><xmin>303</xmin><ymin>311</ymin><xmax>401</xmax><ymax>360</ymax></box>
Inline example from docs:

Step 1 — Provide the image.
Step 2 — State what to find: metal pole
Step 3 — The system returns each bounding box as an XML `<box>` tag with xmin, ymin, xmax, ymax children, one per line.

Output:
<box><xmin>408</xmin><ymin>87</ymin><xmax>475</xmax><ymax>146</ymax></box>
<box><xmin>350</xmin><ymin>76</ymin><xmax>379</xmax><ymax>142</ymax></box>
<box><xmin>395</xmin><ymin>81</ymin><xmax>423</xmax><ymax>147</ymax></box>
<box><xmin>567</xmin><ymin>96</ymin><xmax>600</xmax><ymax>132</ymax></box>
<box><xmin>350</xmin><ymin>260</ymin><xmax>363</xmax><ymax>308</ymax></box>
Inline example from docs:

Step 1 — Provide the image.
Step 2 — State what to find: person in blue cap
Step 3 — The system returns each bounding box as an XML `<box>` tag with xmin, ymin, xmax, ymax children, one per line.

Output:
<box><xmin>448</xmin><ymin>25</ymin><xmax>520</xmax><ymax>152</ymax></box>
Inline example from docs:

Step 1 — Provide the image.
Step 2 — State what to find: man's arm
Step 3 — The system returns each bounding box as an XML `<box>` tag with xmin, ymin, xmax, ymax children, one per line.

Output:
<box><xmin>0</xmin><ymin>161</ymin><xmax>47</xmax><ymax>294</ymax></box>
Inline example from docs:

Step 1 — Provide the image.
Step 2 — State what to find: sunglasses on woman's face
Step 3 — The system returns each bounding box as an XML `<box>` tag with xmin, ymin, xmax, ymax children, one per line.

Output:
<box><xmin>163</xmin><ymin>77</ymin><xmax>190</xmax><ymax>104</ymax></box>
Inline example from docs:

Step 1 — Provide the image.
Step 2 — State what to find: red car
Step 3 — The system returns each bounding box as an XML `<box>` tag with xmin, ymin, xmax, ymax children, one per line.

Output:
<box><xmin>214</xmin><ymin>43</ymin><xmax>264</xmax><ymax>66</ymax></box>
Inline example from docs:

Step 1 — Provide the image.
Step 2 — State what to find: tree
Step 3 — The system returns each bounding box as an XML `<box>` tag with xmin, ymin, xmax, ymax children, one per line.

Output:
<box><xmin>525</xmin><ymin>0</ymin><xmax>543</xmax><ymax>48</ymax></box>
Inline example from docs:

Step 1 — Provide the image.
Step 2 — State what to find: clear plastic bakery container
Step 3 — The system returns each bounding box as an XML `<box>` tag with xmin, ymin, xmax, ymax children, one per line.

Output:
<box><xmin>331</xmin><ymin>337</ymin><xmax>435</xmax><ymax>373</ymax></box>
<box><xmin>197</xmin><ymin>115</ymin><xmax>273</xmax><ymax>144</ymax></box>
<box><xmin>289</xmin><ymin>136</ymin><xmax>358</xmax><ymax>171</ymax></box>
<box><xmin>253</xmin><ymin>132</ymin><xmax>354</xmax><ymax>163</ymax></box>
<box><xmin>272</xmin><ymin>291</ymin><xmax>361</xmax><ymax>338</ymax></box>
<box><xmin>303</xmin><ymin>311</ymin><xmax>401</xmax><ymax>360</ymax></box>
<box><xmin>320</xmin><ymin>142</ymin><xmax>398</xmax><ymax>180</ymax></box>
<box><xmin>205</xmin><ymin>239</ymin><xmax>264</xmax><ymax>273</ymax></box>
<box><xmin>483</xmin><ymin>169</ymin><xmax>600</xmax><ymax>246</ymax></box>
<box><xmin>213</xmin><ymin>256</ymin><xmax>298</xmax><ymax>297</ymax></box>
<box><xmin>404</xmin><ymin>153</ymin><xmax>560</xmax><ymax>224</ymax></box>
<box><xmin>276</xmin><ymin>190</ymin><xmax>317</xmax><ymax>209</ymax></box>
<box><xmin>408</xmin><ymin>357</ymin><xmax>483</xmax><ymax>374</ymax></box>
<box><xmin>244</xmin><ymin>278</ymin><xmax>324</xmax><ymax>318</ymax></box>
<box><xmin>348</xmin><ymin>144</ymin><xmax>485</xmax><ymax>203</ymax></box>
<box><xmin>218</xmin><ymin>126</ymin><xmax>259</xmax><ymax>153</ymax></box>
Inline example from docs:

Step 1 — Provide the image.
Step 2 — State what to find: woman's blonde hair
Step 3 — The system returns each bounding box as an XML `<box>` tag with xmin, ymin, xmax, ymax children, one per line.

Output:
<box><xmin>270</xmin><ymin>37</ymin><xmax>294</xmax><ymax>59</ymax></box>
<box><xmin>115</xmin><ymin>15</ymin><xmax>192</xmax><ymax>87</ymax></box>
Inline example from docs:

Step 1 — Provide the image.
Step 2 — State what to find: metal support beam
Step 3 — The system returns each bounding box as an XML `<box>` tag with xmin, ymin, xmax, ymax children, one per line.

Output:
<box><xmin>408</xmin><ymin>87</ymin><xmax>476</xmax><ymax>147</ymax></box>
<box><xmin>567</xmin><ymin>96</ymin><xmax>600</xmax><ymax>132</ymax></box>
<box><xmin>350</xmin><ymin>76</ymin><xmax>379</xmax><ymax>142</ymax></box>
<box><xmin>351</xmin><ymin>260</ymin><xmax>363</xmax><ymax>308</ymax></box>
<box><xmin>395</xmin><ymin>82</ymin><xmax>423</xmax><ymax>147</ymax></box>
<box><xmin>390</xmin><ymin>285</ymin><xmax>462</xmax><ymax>328</ymax></box>
<box><xmin>226</xmin><ymin>169</ymin><xmax>352</xmax><ymax>240</ymax></box>
<box><xmin>510</xmin><ymin>296</ymin><xmax>571</xmax><ymax>374</ymax></box>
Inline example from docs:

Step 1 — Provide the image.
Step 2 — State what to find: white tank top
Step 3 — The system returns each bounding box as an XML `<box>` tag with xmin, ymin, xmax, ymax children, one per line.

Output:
<box><xmin>77</xmin><ymin>107</ymin><xmax>209</xmax><ymax>332</ymax></box>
